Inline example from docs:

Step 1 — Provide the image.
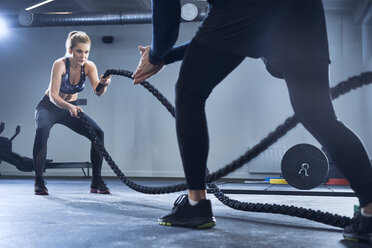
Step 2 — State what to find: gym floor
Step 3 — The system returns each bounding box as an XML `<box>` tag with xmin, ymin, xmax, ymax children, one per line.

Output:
<box><xmin>0</xmin><ymin>177</ymin><xmax>370</xmax><ymax>248</ymax></box>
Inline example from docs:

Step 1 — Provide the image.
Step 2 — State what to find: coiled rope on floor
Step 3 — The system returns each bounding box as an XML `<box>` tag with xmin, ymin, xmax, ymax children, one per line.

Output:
<box><xmin>79</xmin><ymin>69</ymin><xmax>372</xmax><ymax>228</ymax></box>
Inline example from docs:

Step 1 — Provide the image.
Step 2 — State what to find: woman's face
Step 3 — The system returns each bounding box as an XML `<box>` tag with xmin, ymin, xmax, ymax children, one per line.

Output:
<box><xmin>69</xmin><ymin>42</ymin><xmax>90</xmax><ymax>66</ymax></box>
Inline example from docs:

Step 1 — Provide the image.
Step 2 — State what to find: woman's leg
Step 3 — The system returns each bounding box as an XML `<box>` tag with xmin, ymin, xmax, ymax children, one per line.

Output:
<box><xmin>59</xmin><ymin>112</ymin><xmax>104</xmax><ymax>181</ymax></box>
<box><xmin>33</xmin><ymin>108</ymin><xmax>58</xmax><ymax>194</ymax></box>
<box><xmin>279</xmin><ymin>59</ymin><xmax>372</xmax><ymax>208</ymax></box>
<box><xmin>175</xmin><ymin>39</ymin><xmax>245</xmax><ymax>198</ymax></box>
<box><xmin>33</xmin><ymin>108</ymin><xmax>55</xmax><ymax>180</ymax></box>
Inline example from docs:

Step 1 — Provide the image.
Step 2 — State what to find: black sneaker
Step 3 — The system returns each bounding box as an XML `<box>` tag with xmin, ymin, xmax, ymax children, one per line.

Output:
<box><xmin>90</xmin><ymin>179</ymin><xmax>110</xmax><ymax>194</ymax></box>
<box><xmin>158</xmin><ymin>194</ymin><xmax>216</xmax><ymax>229</ymax></box>
<box><xmin>343</xmin><ymin>213</ymin><xmax>372</xmax><ymax>243</ymax></box>
<box><xmin>34</xmin><ymin>179</ymin><xmax>48</xmax><ymax>195</ymax></box>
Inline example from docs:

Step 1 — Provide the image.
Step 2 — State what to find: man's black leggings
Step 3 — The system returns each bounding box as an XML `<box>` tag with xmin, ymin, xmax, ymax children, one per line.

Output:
<box><xmin>175</xmin><ymin>39</ymin><xmax>372</xmax><ymax>207</ymax></box>
<box><xmin>33</xmin><ymin>96</ymin><xmax>104</xmax><ymax>180</ymax></box>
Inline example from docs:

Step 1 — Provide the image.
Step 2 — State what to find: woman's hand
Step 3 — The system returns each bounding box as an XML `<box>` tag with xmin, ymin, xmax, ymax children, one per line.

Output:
<box><xmin>69</xmin><ymin>105</ymin><xmax>83</xmax><ymax>118</ymax></box>
<box><xmin>133</xmin><ymin>45</ymin><xmax>164</xmax><ymax>85</ymax></box>
<box><xmin>98</xmin><ymin>74</ymin><xmax>112</xmax><ymax>88</ymax></box>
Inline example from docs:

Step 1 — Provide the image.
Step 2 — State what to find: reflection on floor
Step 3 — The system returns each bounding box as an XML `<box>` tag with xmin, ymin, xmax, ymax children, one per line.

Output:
<box><xmin>0</xmin><ymin>177</ymin><xmax>369</xmax><ymax>248</ymax></box>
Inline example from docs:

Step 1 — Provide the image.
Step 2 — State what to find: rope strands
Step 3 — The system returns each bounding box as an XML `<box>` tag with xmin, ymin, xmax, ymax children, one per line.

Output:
<box><xmin>79</xmin><ymin>115</ymin><xmax>187</xmax><ymax>194</ymax></box>
<box><xmin>78</xmin><ymin>69</ymin><xmax>372</xmax><ymax>228</ymax></box>
<box><xmin>207</xmin><ymin>180</ymin><xmax>353</xmax><ymax>228</ymax></box>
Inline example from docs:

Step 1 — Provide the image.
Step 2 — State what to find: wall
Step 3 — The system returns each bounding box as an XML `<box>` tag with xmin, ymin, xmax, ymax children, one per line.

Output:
<box><xmin>0</xmin><ymin>5</ymin><xmax>369</xmax><ymax>179</ymax></box>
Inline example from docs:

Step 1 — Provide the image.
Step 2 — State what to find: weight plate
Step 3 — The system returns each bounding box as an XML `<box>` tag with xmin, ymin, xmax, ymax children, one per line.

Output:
<box><xmin>281</xmin><ymin>143</ymin><xmax>329</xmax><ymax>190</ymax></box>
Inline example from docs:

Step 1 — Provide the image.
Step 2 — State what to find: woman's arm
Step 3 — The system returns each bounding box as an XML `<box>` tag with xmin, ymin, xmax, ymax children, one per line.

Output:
<box><xmin>86</xmin><ymin>61</ymin><xmax>112</xmax><ymax>96</ymax></box>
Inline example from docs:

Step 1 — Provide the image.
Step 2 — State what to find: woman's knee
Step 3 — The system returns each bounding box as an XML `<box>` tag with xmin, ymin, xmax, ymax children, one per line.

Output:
<box><xmin>33</xmin><ymin>127</ymin><xmax>50</xmax><ymax>156</ymax></box>
<box><xmin>35</xmin><ymin>126</ymin><xmax>50</xmax><ymax>140</ymax></box>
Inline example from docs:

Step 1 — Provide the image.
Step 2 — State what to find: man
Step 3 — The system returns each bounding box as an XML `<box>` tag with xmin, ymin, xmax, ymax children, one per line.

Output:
<box><xmin>133</xmin><ymin>0</ymin><xmax>372</xmax><ymax>243</ymax></box>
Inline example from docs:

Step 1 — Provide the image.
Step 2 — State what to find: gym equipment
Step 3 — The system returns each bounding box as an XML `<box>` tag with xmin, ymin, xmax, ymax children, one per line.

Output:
<box><xmin>0</xmin><ymin>122</ymin><xmax>4</xmax><ymax>134</ymax></box>
<box><xmin>269</xmin><ymin>178</ymin><xmax>288</xmax><ymax>184</ymax></box>
<box><xmin>0</xmin><ymin>123</ymin><xmax>92</xmax><ymax>177</ymax></box>
<box><xmin>0</xmin><ymin>123</ymin><xmax>34</xmax><ymax>172</ymax></box>
<box><xmin>281</xmin><ymin>143</ymin><xmax>329</xmax><ymax>190</ymax></box>
<box><xmin>0</xmin><ymin>99</ymin><xmax>92</xmax><ymax>177</ymax></box>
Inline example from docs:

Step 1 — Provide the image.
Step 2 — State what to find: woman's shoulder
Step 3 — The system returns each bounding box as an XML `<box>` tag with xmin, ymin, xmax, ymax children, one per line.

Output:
<box><xmin>53</xmin><ymin>57</ymin><xmax>67</xmax><ymax>67</ymax></box>
<box><xmin>51</xmin><ymin>57</ymin><xmax>67</xmax><ymax>75</ymax></box>
<box><xmin>84</xmin><ymin>60</ymin><xmax>96</xmax><ymax>68</ymax></box>
<box><xmin>84</xmin><ymin>60</ymin><xmax>97</xmax><ymax>74</ymax></box>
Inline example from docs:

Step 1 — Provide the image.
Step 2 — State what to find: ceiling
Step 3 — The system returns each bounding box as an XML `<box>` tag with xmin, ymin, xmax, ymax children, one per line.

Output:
<box><xmin>0</xmin><ymin>0</ymin><xmax>153</xmax><ymax>15</ymax></box>
<box><xmin>0</xmin><ymin>0</ymin><xmax>210</xmax><ymax>27</ymax></box>
<box><xmin>0</xmin><ymin>0</ymin><xmax>364</xmax><ymax>16</ymax></box>
<box><xmin>1</xmin><ymin>0</ymin><xmax>371</xmax><ymax>28</ymax></box>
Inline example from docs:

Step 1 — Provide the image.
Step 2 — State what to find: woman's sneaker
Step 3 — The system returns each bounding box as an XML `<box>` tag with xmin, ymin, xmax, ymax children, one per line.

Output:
<box><xmin>343</xmin><ymin>213</ymin><xmax>372</xmax><ymax>243</ymax></box>
<box><xmin>34</xmin><ymin>179</ymin><xmax>48</xmax><ymax>195</ymax></box>
<box><xmin>90</xmin><ymin>179</ymin><xmax>110</xmax><ymax>194</ymax></box>
<box><xmin>158</xmin><ymin>194</ymin><xmax>216</xmax><ymax>229</ymax></box>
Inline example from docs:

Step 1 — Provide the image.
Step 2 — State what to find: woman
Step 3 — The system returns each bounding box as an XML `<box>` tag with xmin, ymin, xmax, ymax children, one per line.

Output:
<box><xmin>33</xmin><ymin>31</ymin><xmax>112</xmax><ymax>195</ymax></box>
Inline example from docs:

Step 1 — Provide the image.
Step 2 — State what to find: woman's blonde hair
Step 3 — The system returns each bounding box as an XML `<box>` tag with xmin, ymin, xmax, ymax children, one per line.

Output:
<box><xmin>65</xmin><ymin>31</ymin><xmax>91</xmax><ymax>55</ymax></box>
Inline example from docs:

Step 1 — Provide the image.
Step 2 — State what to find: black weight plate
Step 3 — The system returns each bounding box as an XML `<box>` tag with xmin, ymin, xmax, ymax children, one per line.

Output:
<box><xmin>281</xmin><ymin>143</ymin><xmax>329</xmax><ymax>190</ymax></box>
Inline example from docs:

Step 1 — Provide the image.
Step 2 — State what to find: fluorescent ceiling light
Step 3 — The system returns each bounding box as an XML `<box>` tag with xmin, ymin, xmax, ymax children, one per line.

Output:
<box><xmin>25</xmin><ymin>0</ymin><xmax>54</xmax><ymax>11</ymax></box>
<box><xmin>44</xmin><ymin>12</ymin><xmax>72</xmax><ymax>14</ymax></box>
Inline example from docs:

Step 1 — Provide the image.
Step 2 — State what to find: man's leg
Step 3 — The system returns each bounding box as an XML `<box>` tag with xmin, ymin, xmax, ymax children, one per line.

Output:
<box><xmin>158</xmin><ymin>39</ymin><xmax>244</xmax><ymax>228</ymax></box>
<box><xmin>279</xmin><ymin>59</ymin><xmax>372</xmax><ymax>242</ymax></box>
<box><xmin>176</xmin><ymin>39</ymin><xmax>244</xmax><ymax>197</ymax></box>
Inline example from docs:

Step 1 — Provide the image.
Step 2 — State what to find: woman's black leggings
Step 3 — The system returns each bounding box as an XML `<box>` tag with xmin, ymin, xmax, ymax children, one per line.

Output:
<box><xmin>33</xmin><ymin>97</ymin><xmax>104</xmax><ymax>181</ymax></box>
<box><xmin>176</xmin><ymin>39</ymin><xmax>372</xmax><ymax>207</ymax></box>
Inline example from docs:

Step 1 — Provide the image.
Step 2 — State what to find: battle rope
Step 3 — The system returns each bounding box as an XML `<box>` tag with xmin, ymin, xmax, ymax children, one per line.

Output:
<box><xmin>79</xmin><ymin>69</ymin><xmax>372</xmax><ymax>228</ymax></box>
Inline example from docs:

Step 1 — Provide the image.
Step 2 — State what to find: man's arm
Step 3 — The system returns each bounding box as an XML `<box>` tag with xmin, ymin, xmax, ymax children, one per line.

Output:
<box><xmin>133</xmin><ymin>0</ymin><xmax>181</xmax><ymax>84</ymax></box>
<box><xmin>163</xmin><ymin>42</ymin><xmax>189</xmax><ymax>65</ymax></box>
<box><xmin>148</xmin><ymin>0</ymin><xmax>181</xmax><ymax>65</ymax></box>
